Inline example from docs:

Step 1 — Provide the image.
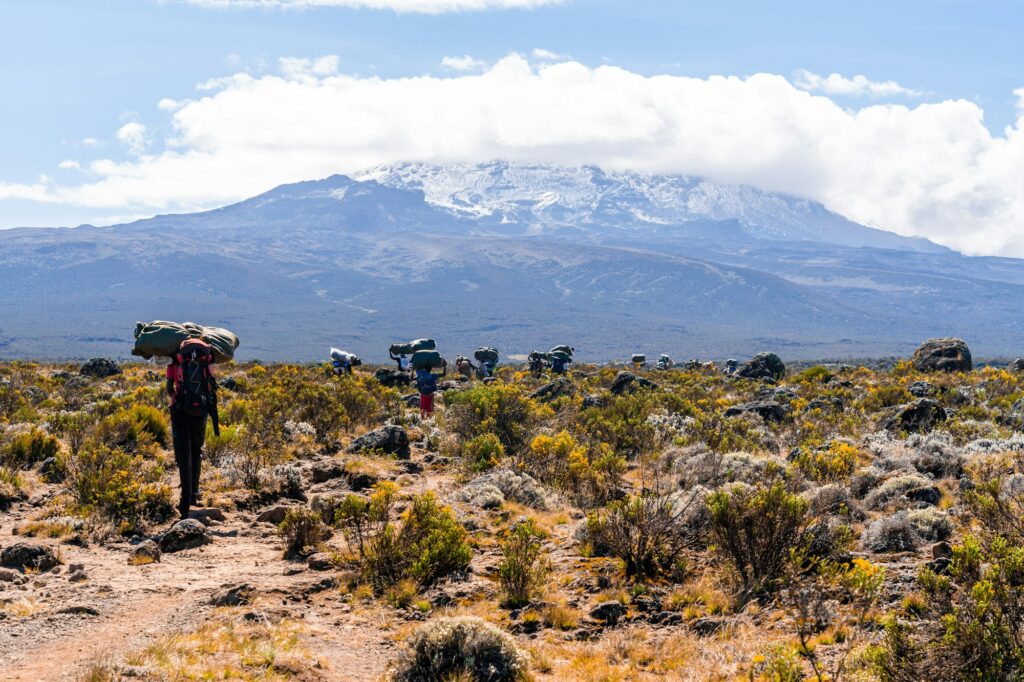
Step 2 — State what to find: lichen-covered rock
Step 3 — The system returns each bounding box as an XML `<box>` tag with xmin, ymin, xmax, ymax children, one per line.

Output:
<box><xmin>461</xmin><ymin>469</ymin><xmax>548</xmax><ymax>510</ymax></box>
<box><xmin>911</xmin><ymin>338</ymin><xmax>972</xmax><ymax>373</ymax></box>
<box><xmin>609</xmin><ymin>371</ymin><xmax>657</xmax><ymax>396</ymax></box>
<box><xmin>79</xmin><ymin>358</ymin><xmax>122</xmax><ymax>378</ymax></box>
<box><xmin>210</xmin><ymin>583</ymin><xmax>253</xmax><ymax>606</ymax></box>
<box><xmin>529</xmin><ymin>377</ymin><xmax>574</xmax><ymax>402</ymax></box>
<box><xmin>129</xmin><ymin>540</ymin><xmax>161</xmax><ymax>564</ymax></box>
<box><xmin>736</xmin><ymin>352</ymin><xmax>786</xmax><ymax>381</ymax></box>
<box><xmin>590</xmin><ymin>600</ymin><xmax>627</xmax><ymax>625</ymax></box>
<box><xmin>884</xmin><ymin>398</ymin><xmax>947</xmax><ymax>434</ymax></box>
<box><xmin>157</xmin><ymin>519</ymin><xmax>212</xmax><ymax>553</ymax></box>
<box><xmin>724</xmin><ymin>400</ymin><xmax>788</xmax><ymax>422</ymax></box>
<box><xmin>1</xmin><ymin>542</ymin><xmax>60</xmax><ymax>572</ymax></box>
<box><xmin>347</xmin><ymin>425</ymin><xmax>410</xmax><ymax>459</ymax></box>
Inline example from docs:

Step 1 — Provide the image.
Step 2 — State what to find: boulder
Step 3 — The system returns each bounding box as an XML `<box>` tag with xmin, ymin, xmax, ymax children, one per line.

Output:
<box><xmin>1010</xmin><ymin>358</ymin><xmax>1024</xmax><ymax>373</ymax></box>
<box><xmin>884</xmin><ymin>399</ymin><xmax>947</xmax><ymax>434</ymax></box>
<box><xmin>736</xmin><ymin>352</ymin><xmax>786</xmax><ymax>382</ymax></box>
<box><xmin>1</xmin><ymin>542</ymin><xmax>60</xmax><ymax>572</ymax></box>
<box><xmin>724</xmin><ymin>400</ymin><xmax>788</xmax><ymax>422</ymax></box>
<box><xmin>211</xmin><ymin>583</ymin><xmax>253</xmax><ymax>607</ymax></box>
<box><xmin>129</xmin><ymin>540</ymin><xmax>161</xmax><ymax>564</ymax></box>
<box><xmin>311</xmin><ymin>460</ymin><xmax>345</xmax><ymax>484</ymax></box>
<box><xmin>908</xmin><ymin>381</ymin><xmax>937</xmax><ymax>398</ymax></box>
<box><xmin>529</xmin><ymin>378</ymin><xmax>574</xmax><ymax>402</ymax></box>
<box><xmin>255</xmin><ymin>505</ymin><xmax>296</xmax><ymax>525</ymax></box>
<box><xmin>581</xmin><ymin>394</ymin><xmax>607</xmax><ymax>409</ymax></box>
<box><xmin>79</xmin><ymin>358</ymin><xmax>122</xmax><ymax>378</ymax></box>
<box><xmin>306</xmin><ymin>553</ymin><xmax>334</xmax><ymax>571</ymax></box>
<box><xmin>609</xmin><ymin>371</ymin><xmax>657</xmax><ymax>396</ymax></box>
<box><xmin>590</xmin><ymin>600</ymin><xmax>627</xmax><ymax>625</ymax></box>
<box><xmin>932</xmin><ymin>541</ymin><xmax>953</xmax><ymax>560</ymax></box>
<box><xmin>158</xmin><ymin>519</ymin><xmax>212</xmax><ymax>553</ymax></box>
<box><xmin>347</xmin><ymin>425</ymin><xmax>410</xmax><ymax>459</ymax></box>
<box><xmin>374</xmin><ymin>368</ymin><xmax>411</xmax><ymax>388</ymax></box>
<box><xmin>911</xmin><ymin>338</ymin><xmax>972</xmax><ymax>373</ymax></box>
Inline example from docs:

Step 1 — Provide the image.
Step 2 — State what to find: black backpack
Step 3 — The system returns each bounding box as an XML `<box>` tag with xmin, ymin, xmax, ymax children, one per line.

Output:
<box><xmin>175</xmin><ymin>339</ymin><xmax>214</xmax><ymax>417</ymax></box>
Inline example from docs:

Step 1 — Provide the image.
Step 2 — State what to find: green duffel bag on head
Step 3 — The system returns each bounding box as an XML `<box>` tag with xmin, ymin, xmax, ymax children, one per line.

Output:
<box><xmin>550</xmin><ymin>345</ymin><xmax>574</xmax><ymax>356</ymax></box>
<box><xmin>411</xmin><ymin>350</ymin><xmax>444</xmax><ymax>371</ymax></box>
<box><xmin>474</xmin><ymin>347</ymin><xmax>499</xmax><ymax>363</ymax></box>
<box><xmin>632</xmin><ymin>354</ymin><xmax>647</xmax><ymax>364</ymax></box>
<box><xmin>202</xmin><ymin>326</ymin><xmax>240</xmax><ymax>363</ymax></box>
<box><xmin>132</xmin><ymin>321</ymin><xmax>195</xmax><ymax>359</ymax></box>
<box><xmin>549</xmin><ymin>350</ymin><xmax>572</xmax><ymax>363</ymax></box>
<box><xmin>410</xmin><ymin>338</ymin><xmax>436</xmax><ymax>352</ymax></box>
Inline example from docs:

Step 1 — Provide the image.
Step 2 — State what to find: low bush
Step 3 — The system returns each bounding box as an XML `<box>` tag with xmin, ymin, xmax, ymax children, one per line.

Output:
<box><xmin>388</xmin><ymin>616</ymin><xmax>528</xmax><ymax>682</ymax></box>
<box><xmin>498</xmin><ymin>518</ymin><xmax>549</xmax><ymax>607</ymax></box>
<box><xmin>94</xmin><ymin>405</ymin><xmax>168</xmax><ymax>453</ymax></box>
<box><xmin>462</xmin><ymin>432</ymin><xmax>504</xmax><ymax>472</ymax></box>
<box><xmin>707</xmin><ymin>480</ymin><xmax>810</xmax><ymax>601</ymax></box>
<box><xmin>861</xmin><ymin>512</ymin><xmax>919</xmax><ymax>553</ymax></box>
<box><xmin>446</xmin><ymin>384</ymin><xmax>552</xmax><ymax>455</ymax></box>
<box><xmin>336</xmin><ymin>483</ymin><xmax>472</xmax><ymax>591</ymax></box>
<box><xmin>525</xmin><ymin>430</ymin><xmax>625</xmax><ymax>505</ymax></box>
<box><xmin>4</xmin><ymin>428</ymin><xmax>59</xmax><ymax>468</ymax></box>
<box><xmin>278</xmin><ymin>507</ymin><xmax>329</xmax><ymax>558</ymax></box>
<box><xmin>588</xmin><ymin>489</ymin><xmax>701</xmax><ymax>580</ymax></box>
<box><xmin>792</xmin><ymin>441</ymin><xmax>860</xmax><ymax>483</ymax></box>
<box><xmin>62</xmin><ymin>442</ymin><xmax>172</xmax><ymax>530</ymax></box>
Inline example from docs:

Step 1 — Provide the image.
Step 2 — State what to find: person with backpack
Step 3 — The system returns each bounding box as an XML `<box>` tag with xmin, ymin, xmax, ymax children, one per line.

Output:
<box><xmin>528</xmin><ymin>351</ymin><xmax>547</xmax><ymax>377</ymax></box>
<box><xmin>166</xmin><ymin>338</ymin><xmax>220</xmax><ymax>519</ymax></box>
<box><xmin>414</xmin><ymin>360</ymin><xmax>446</xmax><ymax>419</ymax></box>
<box><xmin>455</xmin><ymin>355</ymin><xmax>476</xmax><ymax>380</ymax></box>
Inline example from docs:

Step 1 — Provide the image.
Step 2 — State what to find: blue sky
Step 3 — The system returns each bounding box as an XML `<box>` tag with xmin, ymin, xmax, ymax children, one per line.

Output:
<box><xmin>1</xmin><ymin>0</ymin><xmax>1022</xmax><ymax>254</ymax></box>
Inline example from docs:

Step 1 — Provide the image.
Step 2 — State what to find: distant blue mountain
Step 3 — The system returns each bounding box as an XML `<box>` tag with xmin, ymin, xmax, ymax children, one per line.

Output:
<box><xmin>0</xmin><ymin>162</ymin><xmax>1020</xmax><ymax>362</ymax></box>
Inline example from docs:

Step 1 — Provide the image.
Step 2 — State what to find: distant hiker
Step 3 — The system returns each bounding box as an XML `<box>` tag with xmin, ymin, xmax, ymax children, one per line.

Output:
<box><xmin>550</xmin><ymin>353</ymin><xmax>571</xmax><ymax>375</ymax></box>
<box><xmin>391</xmin><ymin>349</ymin><xmax>411</xmax><ymax>373</ymax></box>
<box><xmin>167</xmin><ymin>339</ymin><xmax>219</xmax><ymax>519</ymax></box>
<box><xmin>632</xmin><ymin>353</ymin><xmax>647</xmax><ymax>368</ymax></box>
<box><xmin>528</xmin><ymin>351</ymin><xmax>547</xmax><ymax>377</ymax></box>
<box><xmin>414</xmin><ymin>360</ymin><xmax>446</xmax><ymax>419</ymax></box>
<box><xmin>474</xmin><ymin>347</ymin><xmax>499</xmax><ymax>380</ymax></box>
<box><xmin>455</xmin><ymin>355</ymin><xmax>476</xmax><ymax>380</ymax></box>
<box><xmin>724</xmin><ymin>359</ymin><xmax>738</xmax><ymax>376</ymax></box>
<box><xmin>657</xmin><ymin>354</ymin><xmax>674</xmax><ymax>370</ymax></box>
<box><xmin>330</xmin><ymin>348</ymin><xmax>361</xmax><ymax>376</ymax></box>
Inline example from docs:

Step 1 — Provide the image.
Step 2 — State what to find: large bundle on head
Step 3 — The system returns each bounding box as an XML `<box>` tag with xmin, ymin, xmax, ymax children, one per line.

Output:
<box><xmin>549</xmin><ymin>345</ymin><xmax>574</xmax><ymax>357</ymax></box>
<box><xmin>411</xmin><ymin>350</ymin><xmax>444</xmax><ymax>371</ymax></box>
<box><xmin>331</xmin><ymin>348</ymin><xmax>362</xmax><ymax>366</ymax></box>
<box><xmin>133</xmin><ymin>320</ymin><xmax>239</xmax><ymax>363</ymax></box>
<box><xmin>474</xmin><ymin>347</ymin><xmax>499</xmax><ymax>364</ymax></box>
<box><xmin>547</xmin><ymin>350</ymin><xmax>572</xmax><ymax>363</ymax></box>
<box><xmin>390</xmin><ymin>338</ymin><xmax>436</xmax><ymax>356</ymax></box>
<box><xmin>632</xmin><ymin>354</ymin><xmax>647</xmax><ymax>364</ymax></box>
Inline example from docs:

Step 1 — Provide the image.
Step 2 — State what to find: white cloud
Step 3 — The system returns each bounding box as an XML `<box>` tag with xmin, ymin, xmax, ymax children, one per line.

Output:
<box><xmin>441</xmin><ymin>55</ymin><xmax>487</xmax><ymax>72</ymax></box>
<box><xmin>181</xmin><ymin>0</ymin><xmax>562</xmax><ymax>13</ymax></box>
<box><xmin>115</xmin><ymin>122</ymin><xmax>148</xmax><ymax>155</ymax></box>
<box><xmin>279</xmin><ymin>55</ymin><xmax>339</xmax><ymax>79</ymax></box>
<box><xmin>58</xmin><ymin>160</ymin><xmax>81</xmax><ymax>170</ymax></box>
<box><xmin>531</xmin><ymin>48</ymin><xmax>568</xmax><ymax>61</ymax></box>
<box><xmin>794</xmin><ymin>69</ymin><xmax>923</xmax><ymax>98</ymax></box>
<box><xmin>6</xmin><ymin>54</ymin><xmax>1024</xmax><ymax>256</ymax></box>
<box><xmin>82</xmin><ymin>137</ymin><xmax>101</xmax><ymax>148</ymax></box>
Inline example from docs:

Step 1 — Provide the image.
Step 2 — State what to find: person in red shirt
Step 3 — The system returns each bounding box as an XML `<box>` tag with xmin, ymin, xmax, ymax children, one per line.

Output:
<box><xmin>167</xmin><ymin>341</ymin><xmax>218</xmax><ymax>519</ymax></box>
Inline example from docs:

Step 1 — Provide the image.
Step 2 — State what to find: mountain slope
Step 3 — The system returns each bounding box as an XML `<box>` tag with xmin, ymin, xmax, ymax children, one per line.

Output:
<box><xmin>0</xmin><ymin>163</ymin><xmax>1022</xmax><ymax>362</ymax></box>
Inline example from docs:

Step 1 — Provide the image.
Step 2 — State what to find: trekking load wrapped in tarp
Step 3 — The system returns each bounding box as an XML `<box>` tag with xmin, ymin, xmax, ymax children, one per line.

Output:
<box><xmin>632</xmin><ymin>354</ymin><xmax>647</xmax><ymax>364</ymax></box>
<box><xmin>390</xmin><ymin>338</ymin><xmax>436</xmax><ymax>356</ymax></box>
<box><xmin>548</xmin><ymin>350</ymin><xmax>572</xmax><ymax>363</ymax></box>
<box><xmin>132</xmin><ymin>320</ymin><xmax>239</xmax><ymax>363</ymax></box>
<box><xmin>411</xmin><ymin>350</ymin><xmax>444</xmax><ymax>371</ymax></box>
<box><xmin>549</xmin><ymin>345</ymin><xmax>574</xmax><ymax>356</ymax></box>
<box><xmin>474</xmin><ymin>347</ymin><xmax>499</xmax><ymax>364</ymax></box>
<box><xmin>331</xmin><ymin>348</ymin><xmax>362</xmax><ymax>367</ymax></box>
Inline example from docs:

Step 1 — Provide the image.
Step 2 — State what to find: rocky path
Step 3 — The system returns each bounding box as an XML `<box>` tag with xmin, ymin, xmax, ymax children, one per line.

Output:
<box><xmin>0</xmin><ymin>502</ymin><xmax>392</xmax><ymax>681</ymax></box>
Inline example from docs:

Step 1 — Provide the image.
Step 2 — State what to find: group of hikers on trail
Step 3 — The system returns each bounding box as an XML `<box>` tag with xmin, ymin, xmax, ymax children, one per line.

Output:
<box><xmin>132</xmin><ymin>318</ymin><xmax>690</xmax><ymax>521</ymax></box>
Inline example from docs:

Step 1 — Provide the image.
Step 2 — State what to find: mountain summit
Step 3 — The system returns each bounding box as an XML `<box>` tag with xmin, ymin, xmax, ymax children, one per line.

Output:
<box><xmin>0</xmin><ymin>162</ymin><xmax>1020</xmax><ymax>361</ymax></box>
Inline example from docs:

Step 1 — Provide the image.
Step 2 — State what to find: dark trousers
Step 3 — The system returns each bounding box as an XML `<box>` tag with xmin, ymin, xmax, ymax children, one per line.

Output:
<box><xmin>171</xmin><ymin>408</ymin><xmax>206</xmax><ymax>517</ymax></box>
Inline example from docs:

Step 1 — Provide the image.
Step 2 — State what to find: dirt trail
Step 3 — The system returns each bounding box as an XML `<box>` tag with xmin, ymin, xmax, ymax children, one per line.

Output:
<box><xmin>0</xmin><ymin>505</ymin><xmax>391</xmax><ymax>681</ymax></box>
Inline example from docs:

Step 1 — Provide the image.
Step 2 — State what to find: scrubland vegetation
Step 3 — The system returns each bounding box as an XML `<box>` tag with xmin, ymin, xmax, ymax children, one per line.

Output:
<box><xmin>5</xmin><ymin>357</ymin><xmax>1024</xmax><ymax>680</ymax></box>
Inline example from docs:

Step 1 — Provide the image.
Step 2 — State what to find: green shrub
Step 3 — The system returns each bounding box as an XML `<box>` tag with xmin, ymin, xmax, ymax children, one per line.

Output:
<box><xmin>462</xmin><ymin>433</ymin><xmax>504</xmax><ymax>472</ymax></box>
<box><xmin>0</xmin><ymin>466</ymin><xmax>26</xmax><ymax>510</ymax></box>
<box><xmin>203</xmin><ymin>422</ymin><xmax>239</xmax><ymax>466</ymax></box>
<box><xmin>278</xmin><ymin>507</ymin><xmax>329</xmax><ymax>558</ymax></box>
<box><xmin>389</xmin><ymin>616</ymin><xmax>528</xmax><ymax>682</ymax></box>
<box><xmin>524</xmin><ymin>430</ymin><xmax>625</xmax><ymax>505</ymax></box>
<box><xmin>707</xmin><ymin>481</ymin><xmax>810</xmax><ymax>602</ymax></box>
<box><xmin>872</xmin><ymin>535</ymin><xmax>1024</xmax><ymax>680</ymax></box>
<box><xmin>50</xmin><ymin>410</ymin><xmax>92</xmax><ymax>455</ymax></box>
<box><xmin>498</xmin><ymin>519</ymin><xmax>550</xmax><ymax>607</ymax></box>
<box><xmin>4</xmin><ymin>428</ymin><xmax>60</xmax><ymax>468</ymax></box>
<box><xmin>94</xmin><ymin>405</ymin><xmax>168</xmax><ymax>452</ymax></box>
<box><xmin>588</xmin><ymin>490</ymin><xmax>701</xmax><ymax>580</ymax></box>
<box><xmin>580</xmin><ymin>393</ymin><xmax>657</xmax><ymax>459</ymax></box>
<box><xmin>445</xmin><ymin>384</ymin><xmax>551</xmax><ymax>455</ymax></box>
<box><xmin>62</xmin><ymin>442</ymin><xmax>172</xmax><ymax>530</ymax></box>
<box><xmin>336</xmin><ymin>483</ymin><xmax>472</xmax><ymax>591</ymax></box>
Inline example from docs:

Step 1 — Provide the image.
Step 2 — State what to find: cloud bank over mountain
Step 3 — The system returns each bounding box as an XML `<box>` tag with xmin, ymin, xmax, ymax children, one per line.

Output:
<box><xmin>3</xmin><ymin>53</ymin><xmax>1023</xmax><ymax>256</ymax></box>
